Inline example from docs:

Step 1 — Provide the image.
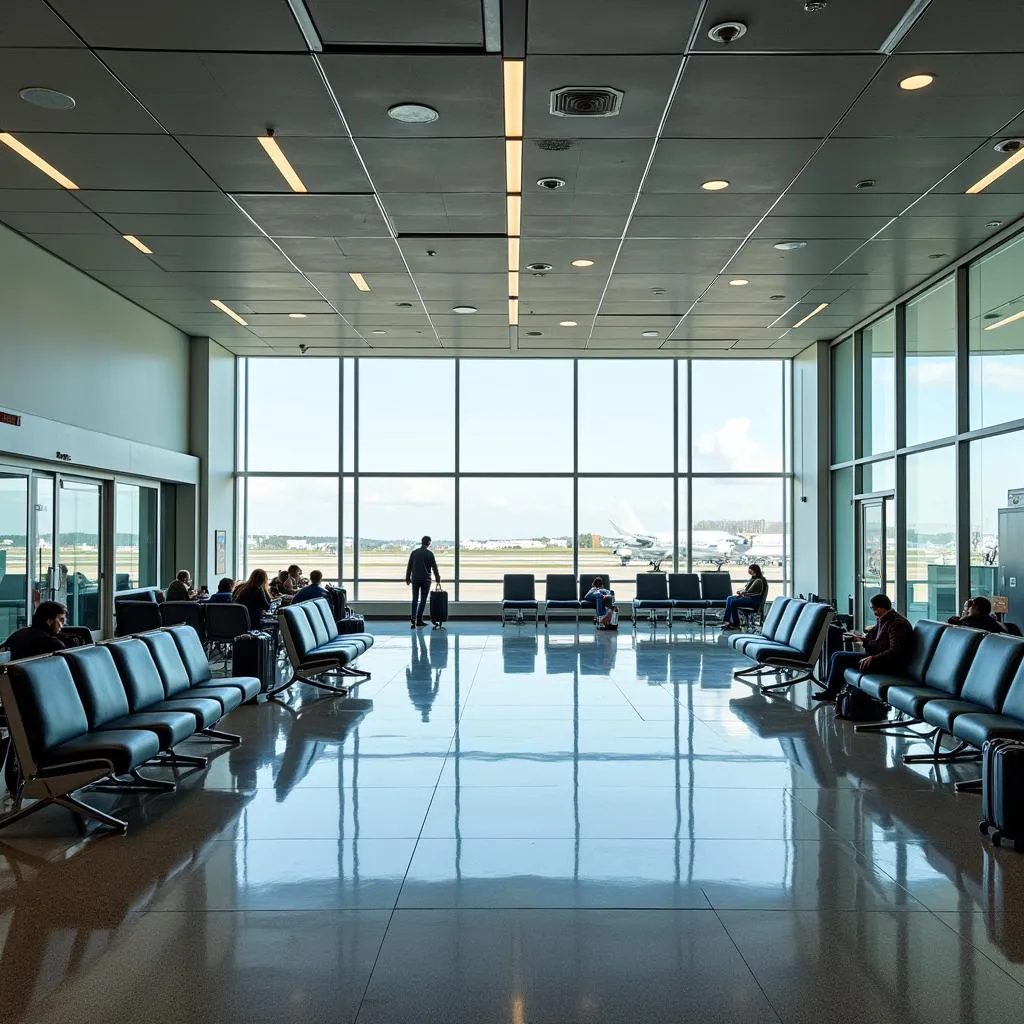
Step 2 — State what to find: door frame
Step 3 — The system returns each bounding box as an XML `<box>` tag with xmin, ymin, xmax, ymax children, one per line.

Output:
<box><xmin>855</xmin><ymin>490</ymin><xmax>895</xmax><ymax>624</ymax></box>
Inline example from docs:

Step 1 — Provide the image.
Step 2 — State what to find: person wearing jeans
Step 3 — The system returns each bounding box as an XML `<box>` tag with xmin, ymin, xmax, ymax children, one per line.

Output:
<box><xmin>583</xmin><ymin>577</ymin><xmax>617</xmax><ymax>628</ymax></box>
<box><xmin>405</xmin><ymin>535</ymin><xmax>441</xmax><ymax>629</ymax></box>
<box><xmin>721</xmin><ymin>563</ymin><xmax>768</xmax><ymax>630</ymax></box>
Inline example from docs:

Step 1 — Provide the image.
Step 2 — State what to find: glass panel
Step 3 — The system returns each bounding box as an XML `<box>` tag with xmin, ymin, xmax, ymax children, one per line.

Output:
<box><xmin>969</xmin><ymin>430</ymin><xmax>1024</xmax><ymax>627</ymax></box>
<box><xmin>904</xmin><ymin>446</ymin><xmax>956</xmax><ymax>623</ymax></box>
<box><xmin>906</xmin><ymin>277</ymin><xmax>955</xmax><ymax>446</ymax></box>
<box><xmin>458</xmin><ymin>478</ymin><xmax>573</xmax><ymax>598</ymax></box>
<box><xmin>0</xmin><ymin>474</ymin><xmax>28</xmax><ymax>639</ymax></box>
<box><xmin>832</xmin><ymin>339</ymin><xmax>854</xmax><ymax>463</ymax></box>
<box><xmin>832</xmin><ymin>467</ymin><xmax>855</xmax><ymax>618</ymax></box>
<box><xmin>342</xmin><ymin>476</ymin><xmax>353</xmax><ymax>590</ymax></box>
<box><xmin>58</xmin><ymin>479</ymin><xmax>102</xmax><ymax>631</ymax></box>
<box><xmin>970</xmin><ymin>233</ymin><xmax>1024</xmax><ymax>430</ymax></box>
<box><xmin>236</xmin><ymin>357</ymin><xmax>247</xmax><ymax>471</ymax></box>
<box><xmin>690</xmin><ymin>478</ymin><xmax>787</xmax><ymax>599</ymax></box>
<box><xmin>358</xmin><ymin>477</ymin><xmax>454</xmax><ymax>599</ymax></box>
<box><xmin>343</xmin><ymin>358</ymin><xmax>355</xmax><ymax>472</ymax></box>
<box><xmin>115</xmin><ymin>483</ymin><xmax>158</xmax><ymax>591</ymax></box>
<box><xmin>861</xmin><ymin>459</ymin><xmax>894</xmax><ymax>493</ymax></box>
<box><xmin>691</xmin><ymin>360</ymin><xmax>784</xmax><ymax>472</ymax></box>
<box><xmin>859</xmin><ymin>501</ymin><xmax>883</xmax><ymax>625</ymax></box>
<box><xmin>861</xmin><ymin>314</ymin><xmax>896</xmax><ymax>455</ymax></box>
<box><xmin>460</xmin><ymin>359</ymin><xmax>574</xmax><ymax>472</ymax></box>
<box><xmin>677</xmin><ymin>361</ymin><xmax>689</xmax><ymax>472</ymax></box>
<box><xmin>247</xmin><ymin>358</ymin><xmax>339</xmax><ymax>472</ymax></box>
<box><xmin>578</xmin><ymin>360</ymin><xmax>673</xmax><ymax>472</ymax></box>
<box><xmin>359</xmin><ymin>360</ymin><xmax>454</xmax><ymax>472</ymax></box>
<box><xmin>579</xmin><ymin>477</ymin><xmax>674</xmax><ymax>600</ymax></box>
<box><xmin>245</xmin><ymin>477</ymin><xmax>339</xmax><ymax>578</ymax></box>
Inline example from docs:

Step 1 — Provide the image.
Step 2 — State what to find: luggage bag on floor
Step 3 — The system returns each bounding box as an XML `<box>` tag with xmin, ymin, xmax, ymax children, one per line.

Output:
<box><xmin>981</xmin><ymin>738</ymin><xmax>1024</xmax><ymax>851</ymax></box>
<box><xmin>325</xmin><ymin>586</ymin><xmax>349</xmax><ymax>619</ymax></box>
<box><xmin>818</xmin><ymin>622</ymin><xmax>846</xmax><ymax>682</ymax></box>
<box><xmin>233</xmin><ymin>630</ymin><xmax>275</xmax><ymax>694</ymax></box>
<box><xmin>429</xmin><ymin>586</ymin><xmax>448</xmax><ymax>628</ymax></box>
<box><xmin>337</xmin><ymin>614</ymin><xmax>366</xmax><ymax>634</ymax></box>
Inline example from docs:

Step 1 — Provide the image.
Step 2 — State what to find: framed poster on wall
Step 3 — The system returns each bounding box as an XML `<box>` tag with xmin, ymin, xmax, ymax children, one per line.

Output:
<box><xmin>214</xmin><ymin>530</ymin><xmax>227</xmax><ymax>575</ymax></box>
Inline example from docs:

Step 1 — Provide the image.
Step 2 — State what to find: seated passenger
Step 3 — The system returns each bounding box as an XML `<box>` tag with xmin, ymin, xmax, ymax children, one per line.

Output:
<box><xmin>948</xmin><ymin>596</ymin><xmax>1005</xmax><ymax>633</ymax></box>
<box><xmin>813</xmin><ymin>594</ymin><xmax>912</xmax><ymax>701</ymax></box>
<box><xmin>274</xmin><ymin>570</ymin><xmax>294</xmax><ymax>596</ymax></box>
<box><xmin>720</xmin><ymin>564</ymin><xmax>768</xmax><ymax>631</ymax></box>
<box><xmin>236</xmin><ymin>569</ymin><xmax>273</xmax><ymax>627</ymax></box>
<box><xmin>293</xmin><ymin>570</ymin><xmax>328</xmax><ymax>604</ymax></box>
<box><xmin>1</xmin><ymin>601</ymin><xmax>88</xmax><ymax>660</ymax></box>
<box><xmin>583</xmin><ymin>577</ymin><xmax>618</xmax><ymax>630</ymax></box>
<box><xmin>165</xmin><ymin>569</ymin><xmax>196</xmax><ymax>602</ymax></box>
<box><xmin>287</xmin><ymin>564</ymin><xmax>306</xmax><ymax>591</ymax></box>
<box><xmin>206</xmin><ymin>577</ymin><xmax>236</xmax><ymax>603</ymax></box>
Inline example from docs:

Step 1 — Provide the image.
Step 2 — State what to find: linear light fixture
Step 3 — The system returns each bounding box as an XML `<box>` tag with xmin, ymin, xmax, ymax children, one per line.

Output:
<box><xmin>792</xmin><ymin>302</ymin><xmax>829</xmax><ymax>329</ymax></box>
<box><xmin>349</xmin><ymin>272</ymin><xmax>371</xmax><ymax>292</ymax></box>
<box><xmin>508</xmin><ymin>297</ymin><xmax>519</xmax><ymax>325</ymax></box>
<box><xmin>505</xmin><ymin>138</ymin><xmax>523</xmax><ymax>194</ymax></box>
<box><xmin>0</xmin><ymin>132</ymin><xmax>78</xmax><ymax>189</ymax></box>
<box><xmin>122</xmin><ymin>234</ymin><xmax>152</xmax><ymax>254</ymax></box>
<box><xmin>508</xmin><ymin>236</ymin><xmax>520</xmax><ymax>272</ymax></box>
<box><xmin>966</xmin><ymin>146</ymin><xmax>1024</xmax><ymax>195</ymax></box>
<box><xmin>984</xmin><ymin>309</ymin><xmax>1024</xmax><ymax>331</ymax></box>
<box><xmin>507</xmin><ymin>194</ymin><xmax>522</xmax><ymax>238</ymax></box>
<box><xmin>210</xmin><ymin>298</ymin><xmax>248</xmax><ymax>326</ymax></box>
<box><xmin>508</xmin><ymin>270</ymin><xmax>519</xmax><ymax>297</ymax></box>
<box><xmin>503</xmin><ymin>60</ymin><xmax>524</xmax><ymax>139</ymax></box>
<box><xmin>257</xmin><ymin>132</ymin><xmax>308</xmax><ymax>193</ymax></box>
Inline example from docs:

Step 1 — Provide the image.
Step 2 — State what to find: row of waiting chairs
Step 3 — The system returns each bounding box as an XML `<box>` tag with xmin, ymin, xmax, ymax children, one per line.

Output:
<box><xmin>499</xmin><ymin>572</ymin><xmax>750</xmax><ymax>628</ymax></box>
<box><xmin>116</xmin><ymin>598</ymin><xmax>252</xmax><ymax>652</ymax></box>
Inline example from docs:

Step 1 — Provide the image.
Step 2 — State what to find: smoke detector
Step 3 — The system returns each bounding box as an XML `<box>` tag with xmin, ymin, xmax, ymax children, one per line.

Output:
<box><xmin>550</xmin><ymin>86</ymin><xmax>624</xmax><ymax>118</ymax></box>
<box><xmin>707</xmin><ymin>21</ymin><xmax>747</xmax><ymax>44</ymax></box>
<box><xmin>527</xmin><ymin>262</ymin><xmax>553</xmax><ymax>272</ymax></box>
<box><xmin>536</xmin><ymin>176</ymin><xmax>566</xmax><ymax>190</ymax></box>
<box><xmin>803</xmin><ymin>1</ymin><xmax>828</xmax><ymax>11</ymax></box>
<box><xmin>994</xmin><ymin>138</ymin><xmax>1024</xmax><ymax>154</ymax></box>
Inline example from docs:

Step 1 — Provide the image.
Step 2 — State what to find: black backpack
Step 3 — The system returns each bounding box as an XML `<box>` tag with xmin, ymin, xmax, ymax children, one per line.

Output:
<box><xmin>835</xmin><ymin>685</ymin><xmax>888</xmax><ymax>723</ymax></box>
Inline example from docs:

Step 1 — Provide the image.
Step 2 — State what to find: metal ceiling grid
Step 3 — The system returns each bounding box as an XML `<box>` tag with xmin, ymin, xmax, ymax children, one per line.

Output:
<box><xmin>0</xmin><ymin>0</ymin><xmax>1021</xmax><ymax>358</ymax></box>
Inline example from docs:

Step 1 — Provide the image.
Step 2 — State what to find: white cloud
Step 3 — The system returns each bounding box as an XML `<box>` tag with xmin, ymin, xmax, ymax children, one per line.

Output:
<box><xmin>695</xmin><ymin>417</ymin><xmax>765</xmax><ymax>473</ymax></box>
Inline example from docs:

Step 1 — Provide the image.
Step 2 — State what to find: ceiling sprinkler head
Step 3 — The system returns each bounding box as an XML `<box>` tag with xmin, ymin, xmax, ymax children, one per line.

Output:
<box><xmin>707</xmin><ymin>21</ymin><xmax>747</xmax><ymax>44</ymax></box>
<box><xmin>855</xmin><ymin>178</ymin><xmax>876</xmax><ymax>190</ymax></box>
<box><xmin>994</xmin><ymin>138</ymin><xmax>1024</xmax><ymax>154</ymax></box>
<box><xmin>527</xmin><ymin>262</ymin><xmax>553</xmax><ymax>272</ymax></box>
<box><xmin>803</xmin><ymin>0</ymin><xmax>828</xmax><ymax>11</ymax></box>
<box><xmin>298</xmin><ymin>344</ymin><xmax>309</xmax><ymax>355</ymax></box>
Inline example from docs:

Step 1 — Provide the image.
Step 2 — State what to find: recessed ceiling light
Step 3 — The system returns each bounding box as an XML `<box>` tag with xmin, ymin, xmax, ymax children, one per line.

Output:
<box><xmin>642</xmin><ymin>330</ymin><xmax>660</xmax><ymax>338</ymax></box>
<box><xmin>288</xmin><ymin>312</ymin><xmax>307</xmax><ymax>319</ymax></box>
<box><xmin>560</xmin><ymin>320</ymin><xmax>578</xmax><ymax>327</ymax></box>
<box><xmin>395</xmin><ymin>301</ymin><xmax>413</xmax><ymax>308</ymax></box>
<box><xmin>372</xmin><ymin>329</ymin><xmax>387</xmax><ymax>335</ymax></box>
<box><xmin>728</xmin><ymin>279</ymin><xmax>749</xmax><ymax>286</ymax></box>
<box><xmin>19</xmin><ymin>86</ymin><xmax>76</xmax><ymax>110</ymax></box>
<box><xmin>0</xmin><ymin>132</ymin><xmax>78</xmax><ymax>189</ymax></box>
<box><xmin>527</xmin><ymin>262</ymin><xmax>553</xmax><ymax>272</ymax></box>
<box><xmin>984</xmin><ymin>309</ymin><xmax>1024</xmax><ymax>331</ymax></box>
<box><xmin>773</xmin><ymin>240</ymin><xmax>807</xmax><ymax>251</ymax></box>
<box><xmin>770</xmin><ymin>294</ymin><xmax>786</xmax><ymax>300</ymax></box>
<box><xmin>701</xmin><ymin>179</ymin><xmax>730</xmax><ymax>191</ymax></box>
<box><xmin>452</xmin><ymin>306</ymin><xmax>478</xmax><ymax>314</ymax></box>
<box><xmin>986</xmin><ymin>220</ymin><xmax>1003</xmax><ymax>228</ymax></box>
<box><xmin>571</xmin><ymin>258</ymin><xmax>595</xmax><ymax>267</ymax></box>
<box><xmin>257</xmin><ymin>132</ymin><xmax>307</xmax><ymax>193</ymax></box>
<box><xmin>122</xmin><ymin>234</ymin><xmax>152</xmax><ymax>255</ymax></box>
<box><xmin>899</xmin><ymin>73</ymin><xmax>934</xmax><ymax>91</ymax></box>
<box><xmin>210</xmin><ymin>299</ymin><xmax>248</xmax><ymax>327</ymax></box>
<box><xmin>966</xmin><ymin>140</ymin><xmax>1024</xmax><ymax>195</ymax></box>
<box><xmin>928</xmin><ymin>252</ymin><xmax>947</xmax><ymax>260</ymax></box>
<box><xmin>349</xmin><ymin>272</ymin><xmax>371</xmax><ymax>292</ymax></box>
<box><xmin>387</xmin><ymin>103</ymin><xmax>439</xmax><ymax>124</ymax></box>
<box><xmin>792</xmin><ymin>302</ymin><xmax>829</xmax><ymax>329</ymax></box>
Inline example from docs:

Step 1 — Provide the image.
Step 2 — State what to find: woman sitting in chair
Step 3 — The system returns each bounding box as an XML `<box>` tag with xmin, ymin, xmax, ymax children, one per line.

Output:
<box><xmin>720</xmin><ymin>564</ymin><xmax>768</xmax><ymax>631</ymax></box>
<box><xmin>583</xmin><ymin>577</ymin><xmax>618</xmax><ymax>631</ymax></box>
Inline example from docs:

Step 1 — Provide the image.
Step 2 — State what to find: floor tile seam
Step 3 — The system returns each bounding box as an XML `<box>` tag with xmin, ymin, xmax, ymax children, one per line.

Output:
<box><xmin>848</xmin><ymin>852</ymin><xmax>946</xmax><ymax>913</ymax></box>
<box><xmin>927</xmin><ymin>912</ymin><xmax>1024</xmax><ymax>991</ymax></box>
<box><xmin>707</xmin><ymin>904</ymin><xmax>787</xmax><ymax>1024</ymax></box>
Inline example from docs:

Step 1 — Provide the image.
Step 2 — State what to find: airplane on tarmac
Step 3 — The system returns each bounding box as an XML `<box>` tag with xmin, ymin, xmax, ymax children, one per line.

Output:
<box><xmin>740</xmin><ymin>533</ymin><xmax>785</xmax><ymax>566</ymax></box>
<box><xmin>608</xmin><ymin>520</ymin><xmax>752</xmax><ymax>571</ymax></box>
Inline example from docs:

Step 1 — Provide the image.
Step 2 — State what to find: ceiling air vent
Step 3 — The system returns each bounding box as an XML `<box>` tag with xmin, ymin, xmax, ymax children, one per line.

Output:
<box><xmin>535</xmin><ymin>138</ymin><xmax>575</xmax><ymax>151</ymax></box>
<box><xmin>550</xmin><ymin>86</ymin><xmax>624</xmax><ymax>118</ymax></box>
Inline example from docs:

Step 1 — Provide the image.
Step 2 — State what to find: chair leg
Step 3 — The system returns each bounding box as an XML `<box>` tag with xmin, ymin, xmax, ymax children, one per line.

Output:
<box><xmin>760</xmin><ymin>669</ymin><xmax>815</xmax><ymax>693</ymax></box>
<box><xmin>161</xmin><ymin>750</ymin><xmax>209</xmax><ymax>768</ymax></box>
<box><xmin>55</xmin><ymin>794</ymin><xmax>129</xmax><ymax>833</ymax></box>
<box><xmin>200</xmin><ymin>728</ymin><xmax>242</xmax><ymax>745</ymax></box>
<box><xmin>0</xmin><ymin>794</ymin><xmax>55</xmax><ymax>833</ymax></box>
<box><xmin>954</xmin><ymin>778</ymin><xmax>983</xmax><ymax>793</ymax></box>
<box><xmin>903</xmin><ymin>732</ymin><xmax>980</xmax><ymax>765</ymax></box>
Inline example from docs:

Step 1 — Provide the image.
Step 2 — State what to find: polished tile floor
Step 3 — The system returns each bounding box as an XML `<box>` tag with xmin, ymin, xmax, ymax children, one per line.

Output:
<box><xmin>3</xmin><ymin>622</ymin><xmax>1024</xmax><ymax>1022</ymax></box>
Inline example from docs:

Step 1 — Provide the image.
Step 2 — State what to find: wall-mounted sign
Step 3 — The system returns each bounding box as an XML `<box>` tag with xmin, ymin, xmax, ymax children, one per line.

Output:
<box><xmin>993</xmin><ymin>595</ymin><xmax>1010</xmax><ymax>614</ymax></box>
<box><xmin>214</xmin><ymin>530</ymin><xmax>227</xmax><ymax>575</ymax></box>
<box><xmin>0</xmin><ymin>411</ymin><xmax>21</xmax><ymax>426</ymax></box>
<box><xmin>55</xmin><ymin>451</ymin><xmax>72</xmax><ymax>462</ymax></box>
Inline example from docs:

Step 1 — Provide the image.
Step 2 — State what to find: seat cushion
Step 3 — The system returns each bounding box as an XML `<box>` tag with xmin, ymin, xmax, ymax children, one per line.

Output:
<box><xmin>952</xmin><ymin>713</ymin><xmax>1024</xmax><ymax>749</ymax></box>
<box><xmin>853</xmin><ymin>672</ymin><xmax>908</xmax><ymax>701</ymax></box>
<box><xmin>634</xmin><ymin>599</ymin><xmax>674</xmax><ymax>608</ymax></box>
<box><xmin>42</xmin><ymin>729</ymin><xmax>160</xmax><ymax>774</ymax></box>
<box><xmin>210</xmin><ymin>675</ymin><xmax>261</xmax><ymax>702</ymax></box>
<box><xmin>704</xmin><ymin>599</ymin><xmax>727</xmax><ymax>609</ymax></box>
<box><xmin>147</xmin><ymin>697</ymin><xmax>223</xmax><ymax>729</ymax></box>
<box><xmin>922</xmin><ymin>699</ymin><xmax>989</xmax><ymax>732</ymax></box>
<box><xmin>102</xmin><ymin>710</ymin><xmax>196</xmax><ymax>748</ymax></box>
<box><xmin>885</xmin><ymin>684</ymin><xmax>949</xmax><ymax>717</ymax></box>
<box><xmin>502</xmin><ymin>600</ymin><xmax>539</xmax><ymax>609</ymax></box>
<box><xmin>671</xmin><ymin>599</ymin><xmax>708</xmax><ymax>609</ymax></box>
<box><xmin>188</xmin><ymin>685</ymin><xmax>243</xmax><ymax>713</ymax></box>
<box><xmin>747</xmin><ymin>642</ymin><xmax>801</xmax><ymax>661</ymax></box>
<box><xmin>545</xmin><ymin>600</ymin><xmax>581</xmax><ymax>610</ymax></box>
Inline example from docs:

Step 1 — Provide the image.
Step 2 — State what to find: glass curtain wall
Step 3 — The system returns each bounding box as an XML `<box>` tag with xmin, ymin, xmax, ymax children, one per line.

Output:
<box><xmin>831</xmin><ymin>228</ymin><xmax>1024</xmax><ymax>626</ymax></box>
<box><xmin>237</xmin><ymin>358</ymin><xmax>792</xmax><ymax>600</ymax></box>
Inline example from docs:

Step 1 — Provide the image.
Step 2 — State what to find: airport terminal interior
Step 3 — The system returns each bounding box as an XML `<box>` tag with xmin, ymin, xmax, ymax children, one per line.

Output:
<box><xmin>3</xmin><ymin>0</ymin><xmax>1024</xmax><ymax>1021</ymax></box>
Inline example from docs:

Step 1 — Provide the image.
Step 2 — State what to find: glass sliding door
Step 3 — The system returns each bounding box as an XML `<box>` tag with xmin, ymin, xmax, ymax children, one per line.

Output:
<box><xmin>115</xmin><ymin>482</ymin><xmax>158</xmax><ymax>591</ymax></box>
<box><xmin>0</xmin><ymin>473</ymin><xmax>29</xmax><ymax>641</ymax></box>
<box><xmin>58</xmin><ymin>478</ymin><xmax>103</xmax><ymax>632</ymax></box>
<box><xmin>856</xmin><ymin>496</ymin><xmax>894</xmax><ymax>626</ymax></box>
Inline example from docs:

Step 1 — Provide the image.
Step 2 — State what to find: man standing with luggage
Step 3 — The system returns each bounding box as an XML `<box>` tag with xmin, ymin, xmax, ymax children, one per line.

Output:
<box><xmin>406</xmin><ymin>535</ymin><xmax>441</xmax><ymax>629</ymax></box>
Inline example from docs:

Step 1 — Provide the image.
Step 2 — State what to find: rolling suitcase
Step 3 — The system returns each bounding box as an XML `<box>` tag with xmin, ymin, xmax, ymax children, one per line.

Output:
<box><xmin>818</xmin><ymin>622</ymin><xmax>846</xmax><ymax>683</ymax></box>
<box><xmin>232</xmin><ymin>630</ymin><xmax>275</xmax><ymax>695</ymax></box>
<box><xmin>980</xmin><ymin>738</ymin><xmax>1024</xmax><ymax>851</ymax></box>
<box><xmin>325</xmin><ymin>586</ymin><xmax>349</xmax><ymax>619</ymax></box>
<box><xmin>429</xmin><ymin>585</ymin><xmax>448</xmax><ymax>629</ymax></box>
<box><xmin>337</xmin><ymin>614</ymin><xmax>366</xmax><ymax>634</ymax></box>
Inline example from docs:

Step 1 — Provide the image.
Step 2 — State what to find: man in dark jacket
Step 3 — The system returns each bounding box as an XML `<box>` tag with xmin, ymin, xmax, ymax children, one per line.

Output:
<box><xmin>948</xmin><ymin>596</ymin><xmax>1005</xmax><ymax>633</ymax></box>
<box><xmin>1</xmin><ymin>601</ymin><xmax>88</xmax><ymax>660</ymax></box>
<box><xmin>813</xmin><ymin>594</ymin><xmax>912</xmax><ymax>701</ymax></box>
<box><xmin>405</xmin><ymin>536</ymin><xmax>441</xmax><ymax>629</ymax></box>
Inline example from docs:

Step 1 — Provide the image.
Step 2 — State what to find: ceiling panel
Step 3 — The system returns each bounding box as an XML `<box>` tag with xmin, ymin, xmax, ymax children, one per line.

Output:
<box><xmin>21</xmin><ymin>231</ymin><xmax>155</xmax><ymax>270</ymax></box>
<box><xmin>897</xmin><ymin>0</ymin><xmax>1024</xmax><ymax>53</ymax></box>
<box><xmin>728</xmin><ymin>238</ymin><xmax>865</xmax><ymax>276</ymax></box>
<box><xmin>528</xmin><ymin>0</ymin><xmax>701</xmax><ymax>54</ymax></box>
<box><xmin>233</xmin><ymin>194</ymin><xmax>389</xmax><ymax>238</ymax></box>
<box><xmin>47</xmin><ymin>0</ymin><xmax>308</xmax><ymax>51</ymax></box>
<box><xmin>0</xmin><ymin>210</ymin><xmax>112</xmax><ymax>234</ymax></box>
<box><xmin>524</xmin><ymin>139</ymin><xmax>652</xmax><ymax>195</ymax></box>
<box><xmin>1</xmin><ymin>0</ymin><xmax>82</xmax><ymax>46</ymax></box>
<box><xmin>665</xmin><ymin>55</ymin><xmax>882</xmax><ymax>138</ymax></box>
<box><xmin>397</xmin><ymin>237</ymin><xmax>507</xmax><ymax>273</ymax></box>
<box><xmin>308</xmin><ymin>0</ymin><xmax>483</xmax><ymax>47</ymax></box>
<box><xmin>144</xmin><ymin>236</ymin><xmax>294</xmax><ymax>274</ymax></box>
<box><xmin>179</xmin><ymin>136</ymin><xmax>370</xmax><ymax>193</ymax></box>
<box><xmin>614</xmin><ymin>237</ymin><xmax>740</xmax><ymax>274</ymax></box>
<box><xmin>356</xmin><ymin>138</ymin><xmax>504</xmax><ymax>193</ymax></box>
<box><xmin>101</xmin><ymin>52</ymin><xmax>344</xmax><ymax>137</ymax></box>
<box><xmin>275</xmin><ymin>237</ymin><xmax>406</xmax><ymax>274</ymax></box>
<box><xmin>380</xmin><ymin>193</ymin><xmax>506</xmax><ymax>235</ymax></box>
<box><xmin>323</xmin><ymin>55</ymin><xmax>501</xmax><ymax>139</ymax></box>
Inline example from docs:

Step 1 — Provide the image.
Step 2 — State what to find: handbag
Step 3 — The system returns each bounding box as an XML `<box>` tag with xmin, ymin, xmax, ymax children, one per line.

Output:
<box><xmin>835</xmin><ymin>685</ymin><xmax>888</xmax><ymax>722</ymax></box>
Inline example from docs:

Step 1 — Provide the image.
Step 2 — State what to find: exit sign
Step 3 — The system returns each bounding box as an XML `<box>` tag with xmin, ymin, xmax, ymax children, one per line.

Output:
<box><xmin>0</xmin><ymin>411</ymin><xmax>20</xmax><ymax>426</ymax></box>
